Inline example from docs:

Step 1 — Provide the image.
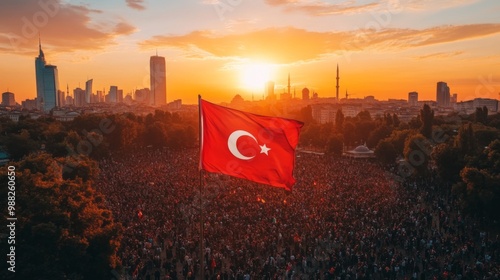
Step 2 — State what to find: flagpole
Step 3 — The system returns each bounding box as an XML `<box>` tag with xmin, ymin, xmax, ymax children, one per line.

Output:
<box><xmin>198</xmin><ymin>95</ymin><xmax>205</xmax><ymax>280</ymax></box>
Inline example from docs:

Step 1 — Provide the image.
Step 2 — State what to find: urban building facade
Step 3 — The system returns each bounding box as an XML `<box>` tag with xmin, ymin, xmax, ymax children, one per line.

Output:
<box><xmin>35</xmin><ymin>40</ymin><xmax>60</xmax><ymax>112</ymax></box>
<box><xmin>150</xmin><ymin>55</ymin><xmax>166</xmax><ymax>106</ymax></box>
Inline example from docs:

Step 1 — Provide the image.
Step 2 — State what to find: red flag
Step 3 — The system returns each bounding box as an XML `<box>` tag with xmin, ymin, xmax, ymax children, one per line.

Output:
<box><xmin>200</xmin><ymin>99</ymin><xmax>303</xmax><ymax>191</ymax></box>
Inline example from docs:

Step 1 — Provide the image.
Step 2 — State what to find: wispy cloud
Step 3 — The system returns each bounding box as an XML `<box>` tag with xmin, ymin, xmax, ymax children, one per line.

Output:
<box><xmin>414</xmin><ymin>51</ymin><xmax>464</xmax><ymax>60</ymax></box>
<box><xmin>265</xmin><ymin>0</ymin><xmax>380</xmax><ymax>16</ymax></box>
<box><xmin>126</xmin><ymin>0</ymin><xmax>146</xmax><ymax>10</ymax></box>
<box><xmin>264</xmin><ymin>0</ymin><xmax>482</xmax><ymax>16</ymax></box>
<box><xmin>403</xmin><ymin>0</ymin><xmax>480</xmax><ymax>11</ymax></box>
<box><xmin>0</xmin><ymin>0</ymin><xmax>136</xmax><ymax>54</ymax></box>
<box><xmin>139</xmin><ymin>24</ymin><xmax>500</xmax><ymax>63</ymax></box>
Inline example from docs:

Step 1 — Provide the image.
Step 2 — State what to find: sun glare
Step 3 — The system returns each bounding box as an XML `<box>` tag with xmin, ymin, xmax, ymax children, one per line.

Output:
<box><xmin>240</xmin><ymin>63</ymin><xmax>274</xmax><ymax>92</ymax></box>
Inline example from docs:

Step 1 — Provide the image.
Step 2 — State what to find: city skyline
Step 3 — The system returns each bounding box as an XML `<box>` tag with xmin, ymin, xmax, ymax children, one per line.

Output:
<box><xmin>1</xmin><ymin>0</ymin><xmax>500</xmax><ymax>105</ymax></box>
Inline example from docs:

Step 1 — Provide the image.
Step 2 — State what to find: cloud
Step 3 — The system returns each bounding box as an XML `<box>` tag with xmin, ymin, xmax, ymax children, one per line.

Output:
<box><xmin>0</xmin><ymin>0</ymin><xmax>136</xmax><ymax>55</ymax></box>
<box><xmin>126</xmin><ymin>0</ymin><xmax>146</xmax><ymax>10</ymax></box>
<box><xmin>264</xmin><ymin>0</ymin><xmax>381</xmax><ymax>16</ymax></box>
<box><xmin>140</xmin><ymin>27</ymin><xmax>352</xmax><ymax>64</ymax></box>
<box><xmin>139</xmin><ymin>24</ymin><xmax>500</xmax><ymax>64</ymax></box>
<box><xmin>414</xmin><ymin>51</ymin><xmax>464</xmax><ymax>60</ymax></box>
<box><xmin>264</xmin><ymin>0</ymin><xmax>482</xmax><ymax>16</ymax></box>
<box><xmin>403</xmin><ymin>0</ymin><xmax>480</xmax><ymax>11</ymax></box>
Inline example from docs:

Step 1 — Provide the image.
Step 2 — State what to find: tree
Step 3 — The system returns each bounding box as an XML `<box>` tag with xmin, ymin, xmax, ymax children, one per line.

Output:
<box><xmin>431</xmin><ymin>143</ymin><xmax>464</xmax><ymax>183</ymax></box>
<box><xmin>392</xmin><ymin>113</ymin><xmax>400</xmax><ymax>127</ymax></box>
<box><xmin>335</xmin><ymin>108</ymin><xmax>344</xmax><ymax>132</ymax></box>
<box><xmin>457</xmin><ymin>167</ymin><xmax>500</xmax><ymax>219</ymax></box>
<box><xmin>474</xmin><ymin>106</ymin><xmax>488</xmax><ymax>124</ymax></box>
<box><xmin>454</xmin><ymin>123</ymin><xmax>476</xmax><ymax>156</ymax></box>
<box><xmin>343</xmin><ymin>122</ymin><xmax>356</xmax><ymax>147</ymax></box>
<box><xmin>0</xmin><ymin>154</ymin><xmax>122</xmax><ymax>279</ymax></box>
<box><xmin>354</xmin><ymin>121</ymin><xmax>376</xmax><ymax>145</ymax></box>
<box><xmin>404</xmin><ymin>134</ymin><xmax>431</xmax><ymax>177</ymax></box>
<box><xmin>327</xmin><ymin>134</ymin><xmax>344</xmax><ymax>157</ymax></box>
<box><xmin>375</xmin><ymin>139</ymin><xmax>398</xmax><ymax>165</ymax></box>
<box><xmin>387</xmin><ymin>129</ymin><xmax>413</xmax><ymax>157</ymax></box>
<box><xmin>356</xmin><ymin>110</ymin><xmax>372</xmax><ymax>121</ymax></box>
<box><xmin>3</xmin><ymin>129</ymin><xmax>39</xmax><ymax>160</ymax></box>
<box><xmin>419</xmin><ymin>104</ymin><xmax>434</xmax><ymax>138</ymax></box>
<box><xmin>298</xmin><ymin>105</ymin><xmax>314</xmax><ymax>123</ymax></box>
<box><xmin>367</xmin><ymin>125</ymin><xmax>392</xmax><ymax>149</ymax></box>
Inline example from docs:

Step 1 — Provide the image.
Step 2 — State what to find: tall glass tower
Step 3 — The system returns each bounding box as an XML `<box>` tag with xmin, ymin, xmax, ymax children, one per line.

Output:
<box><xmin>150</xmin><ymin>54</ymin><xmax>166</xmax><ymax>106</ymax></box>
<box><xmin>35</xmin><ymin>39</ymin><xmax>60</xmax><ymax>112</ymax></box>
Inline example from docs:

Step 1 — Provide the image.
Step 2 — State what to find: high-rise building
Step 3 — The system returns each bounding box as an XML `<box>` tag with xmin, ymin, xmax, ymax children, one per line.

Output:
<box><xmin>85</xmin><ymin>79</ymin><xmax>93</xmax><ymax>104</ymax></box>
<box><xmin>107</xmin><ymin>86</ymin><xmax>118</xmax><ymax>103</ymax></box>
<box><xmin>336</xmin><ymin>64</ymin><xmax>340</xmax><ymax>102</ymax></box>
<box><xmin>117</xmin><ymin>89</ymin><xmax>123</xmax><ymax>103</ymax></box>
<box><xmin>436</xmin><ymin>81</ymin><xmax>450</xmax><ymax>107</ymax></box>
<box><xmin>74</xmin><ymin>88</ymin><xmax>86</xmax><ymax>107</ymax></box>
<box><xmin>2</xmin><ymin>92</ymin><xmax>16</xmax><ymax>106</ymax></box>
<box><xmin>22</xmin><ymin>98</ymin><xmax>37</xmax><ymax>110</ymax></box>
<box><xmin>265</xmin><ymin>81</ymin><xmax>275</xmax><ymax>101</ymax></box>
<box><xmin>57</xmin><ymin>90</ymin><xmax>65</xmax><ymax>107</ymax></box>
<box><xmin>97</xmin><ymin>90</ymin><xmax>104</xmax><ymax>103</ymax></box>
<box><xmin>135</xmin><ymin>88</ymin><xmax>151</xmax><ymax>104</ymax></box>
<box><xmin>150</xmin><ymin>54</ymin><xmax>166</xmax><ymax>106</ymax></box>
<box><xmin>408</xmin><ymin>91</ymin><xmax>418</xmax><ymax>107</ymax></box>
<box><xmin>35</xmin><ymin>38</ymin><xmax>60</xmax><ymax>112</ymax></box>
<box><xmin>302</xmin><ymin>88</ymin><xmax>310</xmax><ymax>101</ymax></box>
<box><xmin>451</xmin><ymin>93</ymin><xmax>458</xmax><ymax>104</ymax></box>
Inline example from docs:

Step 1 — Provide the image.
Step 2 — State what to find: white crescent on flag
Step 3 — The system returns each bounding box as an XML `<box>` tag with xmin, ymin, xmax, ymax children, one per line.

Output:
<box><xmin>227</xmin><ymin>130</ymin><xmax>257</xmax><ymax>160</ymax></box>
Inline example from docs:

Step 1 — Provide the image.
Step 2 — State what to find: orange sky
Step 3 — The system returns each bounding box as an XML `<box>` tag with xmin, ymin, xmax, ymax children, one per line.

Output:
<box><xmin>1</xmin><ymin>0</ymin><xmax>500</xmax><ymax>104</ymax></box>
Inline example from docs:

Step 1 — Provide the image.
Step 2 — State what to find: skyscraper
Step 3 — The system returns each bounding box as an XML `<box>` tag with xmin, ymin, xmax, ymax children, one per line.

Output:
<box><xmin>336</xmin><ymin>64</ymin><xmax>340</xmax><ymax>102</ymax></box>
<box><xmin>150</xmin><ymin>54</ymin><xmax>166</xmax><ymax>106</ymax></box>
<box><xmin>408</xmin><ymin>92</ymin><xmax>418</xmax><ymax>107</ymax></box>
<box><xmin>74</xmin><ymin>87</ymin><xmax>86</xmax><ymax>107</ymax></box>
<box><xmin>108</xmin><ymin>86</ymin><xmax>118</xmax><ymax>103</ymax></box>
<box><xmin>2</xmin><ymin>92</ymin><xmax>15</xmax><ymax>106</ymax></box>
<box><xmin>288</xmin><ymin>73</ymin><xmax>291</xmax><ymax>96</ymax></box>
<box><xmin>265</xmin><ymin>81</ymin><xmax>275</xmax><ymax>101</ymax></box>
<box><xmin>436</xmin><ymin>81</ymin><xmax>450</xmax><ymax>107</ymax></box>
<box><xmin>35</xmin><ymin>38</ymin><xmax>60</xmax><ymax>112</ymax></box>
<box><xmin>85</xmin><ymin>79</ymin><xmax>93</xmax><ymax>104</ymax></box>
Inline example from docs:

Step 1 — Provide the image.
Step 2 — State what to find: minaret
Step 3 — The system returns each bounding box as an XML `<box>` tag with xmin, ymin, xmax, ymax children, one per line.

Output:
<box><xmin>287</xmin><ymin>73</ymin><xmax>291</xmax><ymax>96</ymax></box>
<box><xmin>336</xmin><ymin>64</ymin><xmax>339</xmax><ymax>101</ymax></box>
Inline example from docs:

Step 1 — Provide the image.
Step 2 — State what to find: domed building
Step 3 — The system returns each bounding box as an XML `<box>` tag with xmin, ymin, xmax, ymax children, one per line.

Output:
<box><xmin>343</xmin><ymin>144</ymin><xmax>375</xmax><ymax>159</ymax></box>
<box><xmin>302</xmin><ymin>88</ymin><xmax>310</xmax><ymax>100</ymax></box>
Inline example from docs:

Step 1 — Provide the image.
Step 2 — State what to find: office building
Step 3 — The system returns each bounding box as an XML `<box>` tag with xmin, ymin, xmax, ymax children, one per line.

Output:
<box><xmin>74</xmin><ymin>88</ymin><xmax>86</xmax><ymax>107</ymax></box>
<box><xmin>265</xmin><ymin>81</ymin><xmax>275</xmax><ymax>101</ymax></box>
<box><xmin>150</xmin><ymin>54</ymin><xmax>166</xmax><ymax>106</ymax></box>
<box><xmin>107</xmin><ymin>86</ymin><xmax>118</xmax><ymax>103</ymax></box>
<box><xmin>408</xmin><ymin>92</ymin><xmax>418</xmax><ymax>107</ymax></box>
<box><xmin>436</xmin><ymin>81</ymin><xmax>450</xmax><ymax>107</ymax></box>
<box><xmin>35</xmin><ymin>39</ymin><xmax>60</xmax><ymax>112</ymax></box>
<box><xmin>2</xmin><ymin>92</ymin><xmax>16</xmax><ymax>106</ymax></box>
<box><xmin>85</xmin><ymin>79</ymin><xmax>93</xmax><ymax>104</ymax></box>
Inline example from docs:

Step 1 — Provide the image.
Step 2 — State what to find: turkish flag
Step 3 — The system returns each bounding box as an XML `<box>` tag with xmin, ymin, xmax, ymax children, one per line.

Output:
<box><xmin>200</xmin><ymin>99</ymin><xmax>303</xmax><ymax>191</ymax></box>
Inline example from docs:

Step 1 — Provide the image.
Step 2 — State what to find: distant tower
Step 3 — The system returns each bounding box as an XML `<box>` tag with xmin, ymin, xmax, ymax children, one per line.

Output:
<box><xmin>287</xmin><ymin>73</ymin><xmax>291</xmax><ymax>96</ymax></box>
<box><xmin>436</xmin><ymin>81</ymin><xmax>450</xmax><ymax>107</ymax></box>
<box><xmin>408</xmin><ymin>91</ymin><xmax>418</xmax><ymax>107</ymax></box>
<box><xmin>265</xmin><ymin>81</ymin><xmax>275</xmax><ymax>101</ymax></box>
<box><xmin>302</xmin><ymin>88</ymin><xmax>310</xmax><ymax>100</ymax></box>
<box><xmin>35</xmin><ymin>37</ymin><xmax>60</xmax><ymax>112</ymax></box>
<box><xmin>336</xmin><ymin>64</ymin><xmax>340</xmax><ymax>101</ymax></box>
<box><xmin>150</xmin><ymin>54</ymin><xmax>166</xmax><ymax>106</ymax></box>
<box><xmin>85</xmin><ymin>79</ymin><xmax>93</xmax><ymax>104</ymax></box>
<box><xmin>1</xmin><ymin>92</ymin><xmax>16</xmax><ymax>106</ymax></box>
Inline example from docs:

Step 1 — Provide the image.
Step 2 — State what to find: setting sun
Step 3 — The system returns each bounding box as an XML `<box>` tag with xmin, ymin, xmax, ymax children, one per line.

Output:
<box><xmin>240</xmin><ymin>63</ymin><xmax>275</xmax><ymax>93</ymax></box>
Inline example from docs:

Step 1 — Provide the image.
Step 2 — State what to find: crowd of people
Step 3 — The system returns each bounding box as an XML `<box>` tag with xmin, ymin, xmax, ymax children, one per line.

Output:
<box><xmin>94</xmin><ymin>148</ymin><xmax>500</xmax><ymax>279</ymax></box>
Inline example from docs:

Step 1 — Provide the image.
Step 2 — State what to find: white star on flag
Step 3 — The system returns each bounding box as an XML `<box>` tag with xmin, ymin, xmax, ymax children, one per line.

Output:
<box><xmin>260</xmin><ymin>144</ymin><xmax>271</xmax><ymax>155</ymax></box>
